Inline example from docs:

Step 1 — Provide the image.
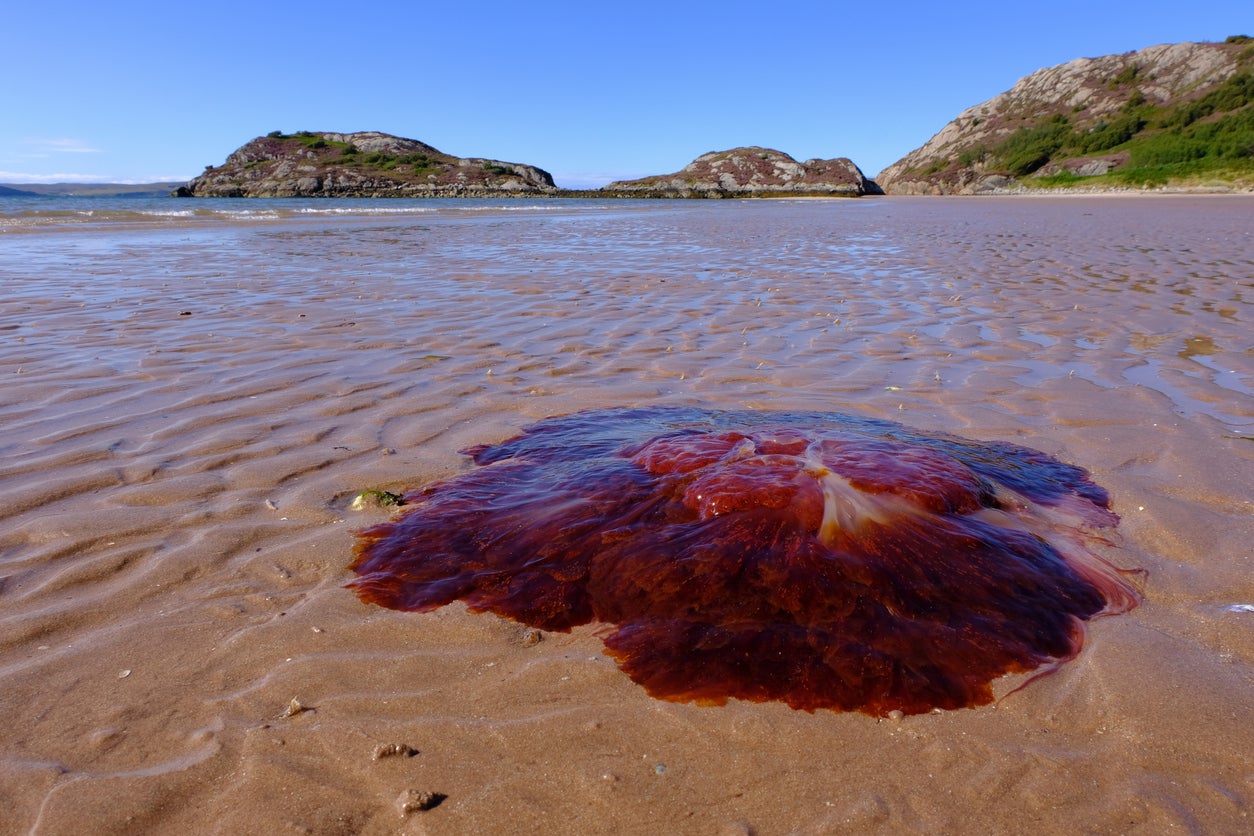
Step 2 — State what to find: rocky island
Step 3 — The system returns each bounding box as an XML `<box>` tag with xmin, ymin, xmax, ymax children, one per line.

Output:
<box><xmin>176</xmin><ymin>137</ymin><xmax>881</xmax><ymax>199</ymax></box>
<box><xmin>877</xmin><ymin>37</ymin><xmax>1254</xmax><ymax>194</ymax></box>
<box><xmin>175</xmin><ymin>131</ymin><xmax>557</xmax><ymax>197</ymax></box>
<box><xmin>603</xmin><ymin>147</ymin><xmax>880</xmax><ymax>197</ymax></box>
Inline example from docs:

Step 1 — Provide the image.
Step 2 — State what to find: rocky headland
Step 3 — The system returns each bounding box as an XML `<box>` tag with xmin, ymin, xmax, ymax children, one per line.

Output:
<box><xmin>603</xmin><ymin>147</ymin><xmax>880</xmax><ymax>197</ymax></box>
<box><xmin>877</xmin><ymin>37</ymin><xmax>1254</xmax><ymax>194</ymax></box>
<box><xmin>176</xmin><ymin>131</ymin><xmax>557</xmax><ymax>198</ymax></box>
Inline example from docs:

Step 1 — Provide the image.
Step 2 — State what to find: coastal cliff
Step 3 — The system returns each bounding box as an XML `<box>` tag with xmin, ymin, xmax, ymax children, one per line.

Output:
<box><xmin>877</xmin><ymin>38</ymin><xmax>1254</xmax><ymax>194</ymax></box>
<box><xmin>176</xmin><ymin>131</ymin><xmax>557</xmax><ymax>197</ymax></box>
<box><xmin>603</xmin><ymin>148</ymin><xmax>880</xmax><ymax>197</ymax></box>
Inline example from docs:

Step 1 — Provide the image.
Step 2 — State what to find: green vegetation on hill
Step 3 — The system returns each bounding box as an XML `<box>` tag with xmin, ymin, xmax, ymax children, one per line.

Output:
<box><xmin>260</xmin><ymin>130</ymin><xmax>453</xmax><ymax>174</ymax></box>
<box><xmin>888</xmin><ymin>38</ymin><xmax>1254</xmax><ymax>192</ymax></box>
<box><xmin>334</xmin><ymin>150</ymin><xmax>444</xmax><ymax>171</ymax></box>
<box><xmin>986</xmin><ymin>66</ymin><xmax>1254</xmax><ymax>187</ymax></box>
<box><xmin>295</xmin><ymin>134</ymin><xmax>508</xmax><ymax>178</ymax></box>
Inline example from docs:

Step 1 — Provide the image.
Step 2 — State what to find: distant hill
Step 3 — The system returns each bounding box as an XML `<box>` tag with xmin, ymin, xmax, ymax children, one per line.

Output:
<box><xmin>877</xmin><ymin>37</ymin><xmax>1254</xmax><ymax>194</ymax></box>
<box><xmin>603</xmin><ymin>147</ymin><xmax>879</xmax><ymax>197</ymax></box>
<box><xmin>178</xmin><ymin>131</ymin><xmax>556</xmax><ymax>197</ymax></box>
<box><xmin>1</xmin><ymin>182</ymin><xmax>186</xmax><ymax>197</ymax></box>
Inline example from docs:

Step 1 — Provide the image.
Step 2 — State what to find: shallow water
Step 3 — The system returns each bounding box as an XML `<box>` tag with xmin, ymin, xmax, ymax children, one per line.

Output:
<box><xmin>1</xmin><ymin>196</ymin><xmax>1251</xmax><ymax>833</ymax></box>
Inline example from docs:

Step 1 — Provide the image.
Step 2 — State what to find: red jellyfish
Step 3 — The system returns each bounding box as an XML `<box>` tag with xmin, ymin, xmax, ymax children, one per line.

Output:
<box><xmin>349</xmin><ymin>407</ymin><xmax>1142</xmax><ymax>716</ymax></box>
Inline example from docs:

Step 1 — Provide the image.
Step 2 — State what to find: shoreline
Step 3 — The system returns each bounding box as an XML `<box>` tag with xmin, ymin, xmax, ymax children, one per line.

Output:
<box><xmin>934</xmin><ymin>183</ymin><xmax>1254</xmax><ymax>197</ymax></box>
<box><xmin>7</xmin><ymin>182</ymin><xmax>1254</xmax><ymax>201</ymax></box>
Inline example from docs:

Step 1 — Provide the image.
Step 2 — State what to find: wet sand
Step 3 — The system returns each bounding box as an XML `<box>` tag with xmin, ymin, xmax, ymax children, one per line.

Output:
<box><xmin>1</xmin><ymin>196</ymin><xmax>1251</xmax><ymax>834</ymax></box>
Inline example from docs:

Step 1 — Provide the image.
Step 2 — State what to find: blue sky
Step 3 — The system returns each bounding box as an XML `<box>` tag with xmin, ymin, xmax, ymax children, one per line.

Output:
<box><xmin>2</xmin><ymin>1</ymin><xmax>1250</xmax><ymax>188</ymax></box>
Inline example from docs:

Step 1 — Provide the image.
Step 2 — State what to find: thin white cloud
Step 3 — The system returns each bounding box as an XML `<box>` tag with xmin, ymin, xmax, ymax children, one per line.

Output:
<box><xmin>0</xmin><ymin>171</ymin><xmax>192</xmax><ymax>184</ymax></box>
<box><xmin>23</xmin><ymin>138</ymin><xmax>103</xmax><ymax>154</ymax></box>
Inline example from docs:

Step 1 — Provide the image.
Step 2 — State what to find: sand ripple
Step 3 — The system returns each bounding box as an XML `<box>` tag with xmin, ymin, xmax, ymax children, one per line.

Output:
<box><xmin>0</xmin><ymin>197</ymin><xmax>1251</xmax><ymax>833</ymax></box>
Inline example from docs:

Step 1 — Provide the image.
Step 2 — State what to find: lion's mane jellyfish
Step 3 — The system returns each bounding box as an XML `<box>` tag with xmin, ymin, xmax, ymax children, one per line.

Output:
<box><xmin>349</xmin><ymin>407</ymin><xmax>1142</xmax><ymax>716</ymax></box>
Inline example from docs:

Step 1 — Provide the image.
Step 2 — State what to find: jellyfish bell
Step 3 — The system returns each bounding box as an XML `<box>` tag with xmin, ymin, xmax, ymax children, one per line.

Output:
<box><xmin>349</xmin><ymin>407</ymin><xmax>1143</xmax><ymax>716</ymax></box>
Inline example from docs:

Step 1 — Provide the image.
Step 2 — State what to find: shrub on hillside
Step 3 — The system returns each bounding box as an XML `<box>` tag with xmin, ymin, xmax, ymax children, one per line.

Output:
<box><xmin>1162</xmin><ymin>72</ymin><xmax>1254</xmax><ymax>129</ymax></box>
<box><xmin>1131</xmin><ymin>107</ymin><xmax>1254</xmax><ymax>167</ymax></box>
<box><xmin>1076</xmin><ymin>113</ymin><xmax>1148</xmax><ymax>153</ymax></box>
<box><xmin>995</xmin><ymin>115</ymin><xmax>1071</xmax><ymax>175</ymax></box>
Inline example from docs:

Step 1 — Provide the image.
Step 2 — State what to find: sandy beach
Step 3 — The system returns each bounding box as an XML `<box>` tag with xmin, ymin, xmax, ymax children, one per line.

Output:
<box><xmin>1</xmin><ymin>195</ymin><xmax>1251</xmax><ymax>834</ymax></box>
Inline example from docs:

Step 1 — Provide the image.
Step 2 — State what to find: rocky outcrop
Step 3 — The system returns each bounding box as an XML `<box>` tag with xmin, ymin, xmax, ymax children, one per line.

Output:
<box><xmin>877</xmin><ymin>39</ymin><xmax>1254</xmax><ymax>194</ymax></box>
<box><xmin>603</xmin><ymin>147</ymin><xmax>880</xmax><ymax>197</ymax></box>
<box><xmin>176</xmin><ymin>131</ymin><xmax>557</xmax><ymax>197</ymax></box>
